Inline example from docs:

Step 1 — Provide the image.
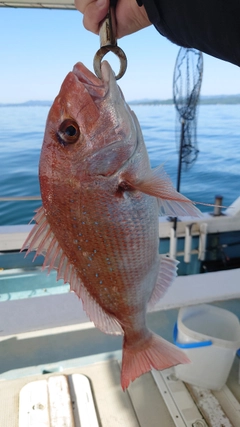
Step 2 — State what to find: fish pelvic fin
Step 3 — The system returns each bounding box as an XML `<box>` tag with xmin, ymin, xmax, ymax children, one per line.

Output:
<box><xmin>121</xmin><ymin>332</ymin><xmax>189</xmax><ymax>390</ymax></box>
<box><xmin>21</xmin><ymin>206</ymin><xmax>123</xmax><ymax>336</ymax></box>
<box><xmin>126</xmin><ymin>164</ymin><xmax>202</xmax><ymax>217</ymax></box>
<box><xmin>147</xmin><ymin>256</ymin><xmax>179</xmax><ymax>310</ymax></box>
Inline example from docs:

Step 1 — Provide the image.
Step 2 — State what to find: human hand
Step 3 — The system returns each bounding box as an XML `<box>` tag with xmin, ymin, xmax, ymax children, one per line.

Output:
<box><xmin>74</xmin><ymin>0</ymin><xmax>151</xmax><ymax>39</ymax></box>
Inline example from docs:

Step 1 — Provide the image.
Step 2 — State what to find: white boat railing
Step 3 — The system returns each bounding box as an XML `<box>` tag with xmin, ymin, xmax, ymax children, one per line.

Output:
<box><xmin>158</xmin><ymin>196</ymin><xmax>240</xmax><ymax>262</ymax></box>
<box><xmin>0</xmin><ymin>197</ymin><xmax>240</xmax><ymax>259</ymax></box>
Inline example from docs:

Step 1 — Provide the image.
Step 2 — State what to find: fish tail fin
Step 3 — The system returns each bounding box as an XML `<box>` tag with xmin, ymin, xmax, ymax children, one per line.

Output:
<box><xmin>121</xmin><ymin>332</ymin><xmax>189</xmax><ymax>390</ymax></box>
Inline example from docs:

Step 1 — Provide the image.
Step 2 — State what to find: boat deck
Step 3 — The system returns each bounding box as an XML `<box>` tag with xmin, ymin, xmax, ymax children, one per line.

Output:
<box><xmin>1</xmin><ymin>350</ymin><xmax>240</xmax><ymax>426</ymax></box>
<box><xmin>1</xmin><ymin>300</ymin><xmax>240</xmax><ymax>427</ymax></box>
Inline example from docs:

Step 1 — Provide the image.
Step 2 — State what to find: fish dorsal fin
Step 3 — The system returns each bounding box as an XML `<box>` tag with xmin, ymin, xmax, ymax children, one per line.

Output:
<box><xmin>21</xmin><ymin>206</ymin><xmax>123</xmax><ymax>336</ymax></box>
<box><xmin>126</xmin><ymin>165</ymin><xmax>202</xmax><ymax>217</ymax></box>
<box><xmin>147</xmin><ymin>255</ymin><xmax>179</xmax><ymax>310</ymax></box>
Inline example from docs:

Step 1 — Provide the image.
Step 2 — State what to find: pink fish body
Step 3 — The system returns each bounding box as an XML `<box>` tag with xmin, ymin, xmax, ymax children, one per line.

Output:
<box><xmin>22</xmin><ymin>61</ymin><xmax>200</xmax><ymax>389</ymax></box>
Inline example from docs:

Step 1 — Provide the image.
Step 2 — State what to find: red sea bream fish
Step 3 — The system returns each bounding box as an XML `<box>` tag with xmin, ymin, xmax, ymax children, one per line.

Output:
<box><xmin>22</xmin><ymin>61</ymin><xmax>201</xmax><ymax>390</ymax></box>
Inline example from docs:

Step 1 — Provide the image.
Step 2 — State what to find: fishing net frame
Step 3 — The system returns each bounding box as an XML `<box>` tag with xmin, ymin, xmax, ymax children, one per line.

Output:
<box><xmin>173</xmin><ymin>48</ymin><xmax>203</xmax><ymax>174</ymax></box>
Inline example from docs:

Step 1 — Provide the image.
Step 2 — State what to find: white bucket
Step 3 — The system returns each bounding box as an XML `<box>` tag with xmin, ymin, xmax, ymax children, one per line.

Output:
<box><xmin>173</xmin><ymin>304</ymin><xmax>240</xmax><ymax>390</ymax></box>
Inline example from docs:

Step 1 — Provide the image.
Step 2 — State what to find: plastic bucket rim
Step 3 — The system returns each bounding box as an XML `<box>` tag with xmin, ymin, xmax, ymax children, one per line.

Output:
<box><xmin>173</xmin><ymin>322</ymin><xmax>212</xmax><ymax>349</ymax></box>
<box><xmin>177</xmin><ymin>304</ymin><xmax>240</xmax><ymax>349</ymax></box>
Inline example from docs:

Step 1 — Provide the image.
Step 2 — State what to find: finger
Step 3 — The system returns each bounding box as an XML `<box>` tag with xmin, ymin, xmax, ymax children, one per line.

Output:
<box><xmin>74</xmin><ymin>0</ymin><xmax>90</xmax><ymax>14</ymax></box>
<box><xmin>75</xmin><ymin>0</ymin><xmax>109</xmax><ymax>34</ymax></box>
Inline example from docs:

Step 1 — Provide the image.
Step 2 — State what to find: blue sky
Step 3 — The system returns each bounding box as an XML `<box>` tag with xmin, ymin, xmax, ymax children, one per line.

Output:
<box><xmin>1</xmin><ymin>7</ymin><xmax>240</xmax><ymax>103</ymax></box>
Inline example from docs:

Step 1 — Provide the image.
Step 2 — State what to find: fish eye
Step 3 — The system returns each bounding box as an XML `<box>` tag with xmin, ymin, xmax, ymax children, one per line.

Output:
<box><xmin>58</xmin><ymin>119</ymin><xmax>80</xmax><ymax>145</ymax></box>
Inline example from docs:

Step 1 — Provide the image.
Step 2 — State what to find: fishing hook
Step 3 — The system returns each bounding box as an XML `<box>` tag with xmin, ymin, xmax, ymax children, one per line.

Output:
<box><xmin>93</xmin><ymin>1</ymin><xmax>127</xmax><ymax>80</ymax></box>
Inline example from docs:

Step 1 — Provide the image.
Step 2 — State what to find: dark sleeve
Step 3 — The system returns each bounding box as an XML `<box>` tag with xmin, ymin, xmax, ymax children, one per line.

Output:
<box><xmin>138</xmin><ymin>0</ymin><xmax>240</xmax><ymax>67</ymax></box>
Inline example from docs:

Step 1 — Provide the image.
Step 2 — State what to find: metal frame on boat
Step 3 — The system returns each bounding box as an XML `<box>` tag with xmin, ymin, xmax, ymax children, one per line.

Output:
<box><xmin>0</xmin><ymin>0</ymin><xmax>75</xmax><ymax>8</ymax></box>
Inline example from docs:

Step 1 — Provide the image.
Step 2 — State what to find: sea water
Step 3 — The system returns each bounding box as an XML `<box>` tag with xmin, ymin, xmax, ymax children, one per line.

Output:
<box><xmin>0</xmin><ymin>104</ymin><xmax>240</xmax><ymax>225</ymax></box>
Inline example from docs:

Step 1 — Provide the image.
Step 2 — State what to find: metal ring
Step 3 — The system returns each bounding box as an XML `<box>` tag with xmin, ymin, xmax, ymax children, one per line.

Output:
<box><xmin>93</xmin><ymin>45</ymin><xmax>127</xmax><ymax>80</ymax></box>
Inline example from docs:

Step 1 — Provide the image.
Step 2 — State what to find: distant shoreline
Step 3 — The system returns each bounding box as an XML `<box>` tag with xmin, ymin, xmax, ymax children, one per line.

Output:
<box><xmin>129</xmin><ymin>94</ymin><xmax>240</xmax><ymax>106</ymax></box>
<box><xmin>1</xmin><ymin>95</ymin><xmax>240</xmax><ymax>107</ymax></box>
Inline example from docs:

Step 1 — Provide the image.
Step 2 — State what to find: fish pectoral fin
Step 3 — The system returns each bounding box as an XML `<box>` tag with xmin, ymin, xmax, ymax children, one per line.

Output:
<box><xmin>147</xmin><ymin>256</ymin><xmax>179</xmax><ymax>311</ymax></box>
<box><xmin>21</xmin><ymin>206</ymin><xmax>123</xmax><ymax>336</ymax></box>
<box><xmin>127</xmin><ymin>164</ymin><xmax>202</xmax><ymax>217</ymax></box>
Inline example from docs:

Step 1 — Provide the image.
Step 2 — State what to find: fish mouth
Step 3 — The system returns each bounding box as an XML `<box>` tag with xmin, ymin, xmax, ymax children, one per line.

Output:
<box><xmin>71</xmin><ymin>61</ymin><xmax>138</xmax><ymax>177</ymax></box>
<box><xmin>72</xmin><ymin>61</ymin><xmax>118</xmax><ymax>101</ymax></box>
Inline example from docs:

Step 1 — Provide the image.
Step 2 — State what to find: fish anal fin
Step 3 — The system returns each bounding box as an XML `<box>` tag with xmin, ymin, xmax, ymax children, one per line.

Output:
<box><xmin>148</xmin><ymin>256</ymin><xmax>179</xmax><ymax>310</ymax></box>
<box><xmin>126</xmin><ymin>165</ymin><xmax>202</xmax><ymax>217</ymax></box>
<box><xmin>21</xmin><ymin>206</ymin><xmax>123</xmax><ymax>336</ymax></box>
<box><xmin>121</xmin><ymin>331</ymin><xmax>189</xmax><ymax>390</ymax></box>
<box><xmin>74</xmin><ymin>281</ymin><xmax>123</xmax><ymax>335</ymax></box>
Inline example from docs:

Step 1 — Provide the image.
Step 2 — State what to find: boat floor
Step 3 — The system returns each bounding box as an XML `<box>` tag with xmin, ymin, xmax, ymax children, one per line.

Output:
<box><xmin>1</xmin><ymin>354</ymin><xmax>240</xmax><ymax>427</ymax></box>
<box><xmin>1</xmin><ymin>299</ymin><xmax>240</xmax><ymax>426</ymax></box>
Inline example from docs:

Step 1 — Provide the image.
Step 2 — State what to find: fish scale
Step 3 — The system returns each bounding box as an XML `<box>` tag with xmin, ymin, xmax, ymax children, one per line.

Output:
<box><xmin>22</xmin><ymin>60</ymin><xmax>201</xmax><ymax>390</ymax></box>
